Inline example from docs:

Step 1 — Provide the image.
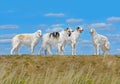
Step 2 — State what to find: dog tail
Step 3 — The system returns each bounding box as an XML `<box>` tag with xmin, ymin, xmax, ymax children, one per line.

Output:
<box><xmin>105</xmin><ymin>41</ymin><xmax>110</xmax><ymax>51</ymax></box>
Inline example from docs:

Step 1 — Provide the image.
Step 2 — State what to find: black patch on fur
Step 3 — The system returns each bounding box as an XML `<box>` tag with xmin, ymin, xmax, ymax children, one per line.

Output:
<box><xmin>76</xmin><ymin>26</ymin><xmax>83</xmax><ymax>33</ymax></box>
<box><xmin>64</xmin><ymin>28</ymin><xmax>69</xmax><ymax>31</ymax></box>
<box><xmin>49</xmin><ymin>32</ymin><xmax>60</xmax><ymax>39</ymax></box>
<box><xmin>76</xmin><ymin>27</ymin><xmax>80</xmax><ymax>30</ymax></box>
<box><xmin>66</xmin><ymin>28</ymin><xmax>69</xmax><ymax>30</ymax></box>
<box><xmin>68</xmin><ymin>34</ymin><xmax>71</xmax><ymax>36</ymax></box>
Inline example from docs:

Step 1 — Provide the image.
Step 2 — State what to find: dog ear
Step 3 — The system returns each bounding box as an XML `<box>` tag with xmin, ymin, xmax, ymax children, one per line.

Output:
<box><xmin>90</xmin><ymin>28</ymin><xmax>95</xmax><ymax>33</ymax></box>
<box><xmin>36</xmin><ymin>30</ymin><xmax>41</xmax><ymax>33</ymax></box>
<box><xmin>56</xmin><ymin>32</ymin><xmax>60</xmax><ymax>39</ymax></box>
<box><xmin>91</xmin><ymin>28</ymin><xmax>96</xmax><ymax>32</ymax></box>
<box><xmin>36</xmin><ymin>30</ymin><xmax>42</xmax><ymax>37</ymax></box>
<box><xmin>64</xmin><ymin>28</ymin><xmax>69</xmax><ymax>31</ymax></box>
<box><xmin>76</xmin><ymin>27</ymin><xmax>80</xmax><ymax>30</ymax></box>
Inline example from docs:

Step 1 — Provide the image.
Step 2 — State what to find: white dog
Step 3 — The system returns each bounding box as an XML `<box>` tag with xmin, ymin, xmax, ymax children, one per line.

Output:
<box><xmin>90</xmin><ymin>28</ymin><xmax>110</xmax><ymax>56</ymax></box>
<box><xmin>11</xmin><ymin>30</ymin><xmax>42</xmax><ymax>55</ymax></box>
<box><xmin>38</xmin><ymin>28</ymin><xmax>72</xmax><ymax>55</ymax></box>
<box><xmin>63</xmin><ymin>26</ymin><xmax>83</xmax><ymax>55</ymax></box>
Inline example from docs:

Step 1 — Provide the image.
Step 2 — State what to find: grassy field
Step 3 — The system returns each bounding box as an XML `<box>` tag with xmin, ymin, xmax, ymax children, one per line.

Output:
<box><xmin>0</xmin><ymin>55</ymin><xmax>120</xmax><ymax>84</ymax></box>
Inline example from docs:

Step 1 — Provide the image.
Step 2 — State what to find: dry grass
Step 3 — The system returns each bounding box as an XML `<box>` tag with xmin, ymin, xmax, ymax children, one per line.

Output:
<box><xmin>0</xmin><ymin>55</ymin><xmax>120</xmax><ymax>84</ymax></box>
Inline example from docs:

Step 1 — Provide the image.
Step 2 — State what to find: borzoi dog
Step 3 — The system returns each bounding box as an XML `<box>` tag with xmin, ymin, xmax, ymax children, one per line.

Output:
<box><xmin>11</xmin><ymin>30</ymin><xmax>42</xmax><ymax>55</ymax></box>
<box><xmin>90</xmin><ymin>28</ymin><xmax>110</xmax><ymax>56</ymax></box>
<box><xmin>62</xmin><ymin>26</ymin><xmax>83</xmax><ymax>55</ymax></box>
<box><xmin>38</xmin><ymin>28</ymin><xmax>72</xmax><ymax>55</ymax></box>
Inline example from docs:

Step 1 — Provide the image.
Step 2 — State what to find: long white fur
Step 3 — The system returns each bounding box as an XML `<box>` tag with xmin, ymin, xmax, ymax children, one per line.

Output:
<box><xmin>62</xmin><ymin>26</ymin><xmax>83</xmax><ymax>55</ymax></box>
<box><xmin>90</xmin><ymin>28</ymin><xmax>110</xmax><ymax>56</ymax></box>
<box><xmin>11</xmin><ymin>30</ymin><xmax>42</xmax><ymax>55</ymax></box>
<box><xmin>38</xmin><ymin>28</ymin><xmax>72</xmax><ymax>55</ymax></box>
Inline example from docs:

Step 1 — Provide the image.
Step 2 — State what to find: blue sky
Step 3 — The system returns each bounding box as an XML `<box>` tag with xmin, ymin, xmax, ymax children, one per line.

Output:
<box><xmin>0</xmin><ymin>0</ymin><xmax>120</xmax><ymax>55</ymax></box>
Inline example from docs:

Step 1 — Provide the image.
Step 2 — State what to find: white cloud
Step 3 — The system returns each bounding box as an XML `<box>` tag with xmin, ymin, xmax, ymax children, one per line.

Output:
<box><xmin>107</xmin><ymin>34</ymin><xmax>120</xmax><ymax>38</ymax></box>
<box><xmin>36</xmin><ymin>24</ymin><xmax>64</xmax><ymax>33</ymax></box>
<box><xmin>0</xmin><ymin>39</ymin><xmax>11</xmax><ymax>43</ymax></box>
<box><xmin>44</xmin><ymin>13</ymin><xmax>65</xmax><ymax>17</ymax></box>
<box><xmin>81</xmin><ymin>23</ymin><xmax>115</xmax><ymax>31</ymax></box>
<box><xmin>78</xmin><ymin>39</ymin><xmax>93</xmax><ymax>47</ymax></box>
<box><xmin>0</xmin><ymin>34</ymin><xmax>16</xmax><ymax>39</ymax></box>
<box><xmin>51</xmin><ymin>24</ymin><xmax>63</xmax><ymax>27</ymax></box>
<box><xmin>66</xmin><ymin>18</ymin><xmax>83</xmax><ymax>24</ymax></box>
<box><xmin>107</xmin><ymin>17</ymin><xmax>120</xmax><ymax>22</ymax></box>
<box><xmin>46</xmin><ymin>27</ymin><xmax>63</xmax><ymax>33</ymax></box>
<box><xmin>0</xmin><ymin>34</ymin><xmax>15</xmax><ymax>44</ymax></box>
<box><xmin>89</xmin><ymin>23</ymin><xmax>115</xmax><ymax>31</ymax></box>
<box><xmin>36</xmin><ymin>24</ymin><xmax>49</xmax><ymax>29</ymax></box>
<box><xmin>106</xmin><ymin>34</ymin><xmax>120</xmax><ymax>44</ymax></box>
<box><xmin>116</xmin><ymin>48</ymin><xmax>120</xmax><ymax>52</ymax></box>
<box><xmin>46</xmin><ymin>24</ymin><xmax>64</xmax><ymax>33</ymax></box>
<box><xmin>0</xmin><ymin>25</ymin><xmax>19</xmax><ymax>29</ymax></box>
<box><xmin>91</xmin><ymin>23</ymin><xmax>108</xmax><ymax>28</ymax></box>
<box><xmin>107</xmin><ymin>34</ymin><xmax>120</xmax><ymax>41</ymax></box>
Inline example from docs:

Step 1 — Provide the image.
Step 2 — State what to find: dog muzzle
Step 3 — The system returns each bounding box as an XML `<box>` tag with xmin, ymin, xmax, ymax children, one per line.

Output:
<box><xmin>68</xmin><ymin>31</ymin><xmax>72</xmax><ymax>36</ymax></box>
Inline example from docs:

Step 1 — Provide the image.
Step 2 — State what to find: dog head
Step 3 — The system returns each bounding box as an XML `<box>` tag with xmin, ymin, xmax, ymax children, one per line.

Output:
<box><xmin>64</xmin><ymin>28</ymin><xmax>72</xmax><ymax>36</ymax></box>
<box><xmin>35</xmin><ymin>30</ymin><xmax>42</xmax><ymax>37</ymax></box>
<box><xmin>76</xmin><ymin>26</ymin><xmax>83</xmax><ymax>33</ymax></box>
<box><xmin>90</xmin><ymin>28</ymin><xmax>96</xmax><ymax>34</ymax></box>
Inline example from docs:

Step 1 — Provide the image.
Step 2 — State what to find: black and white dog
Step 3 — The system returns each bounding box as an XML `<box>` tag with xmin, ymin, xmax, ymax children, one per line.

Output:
<box><xmin>38</xmin><ymin>28</ymin><xmax>72</xmax><ymax>55</ymax></box>
<box><xmin>62</xmin><ymin>26</ymin><xmax>83</xmax><ymax>55</ymax></box>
